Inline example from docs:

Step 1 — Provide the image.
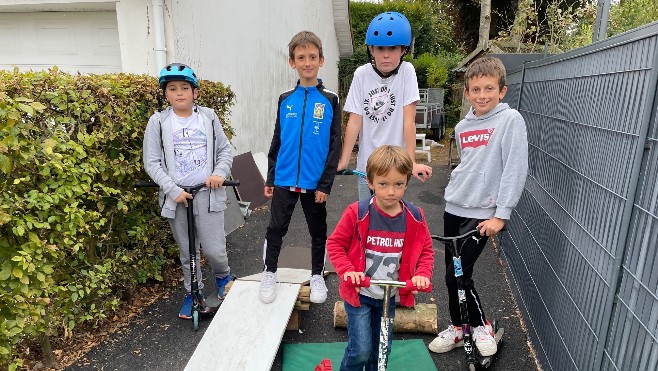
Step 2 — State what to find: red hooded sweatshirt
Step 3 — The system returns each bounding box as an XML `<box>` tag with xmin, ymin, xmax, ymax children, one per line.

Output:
<box><xmin>327</xmin><ymin>198</ymin><xmax>435</xmax><ymax>307</ymax></box>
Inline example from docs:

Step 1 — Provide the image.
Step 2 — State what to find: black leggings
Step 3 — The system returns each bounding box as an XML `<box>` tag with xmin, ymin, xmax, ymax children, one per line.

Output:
<box><xmin>443</xmin><ymin>212</ymin><xmax>489</xmax><ymax>327</ymax></box>
<box><xmin>264</xmin><ymin>187</ymin><xmax>327</xmax><ymax>275</ymax></box>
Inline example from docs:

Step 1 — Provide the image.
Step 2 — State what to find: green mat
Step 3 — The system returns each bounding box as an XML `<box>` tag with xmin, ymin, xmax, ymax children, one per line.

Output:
<box><xmin>282</xmin><ymin>339</ymin><xmax>437</xmax><ymax>371</ymax></box>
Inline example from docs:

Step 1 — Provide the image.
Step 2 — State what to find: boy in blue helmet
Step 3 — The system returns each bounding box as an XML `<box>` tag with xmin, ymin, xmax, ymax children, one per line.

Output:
<box><xmin>259</xmin><ymin>31</ymin><xmax>342</xmax><ymax>305</ymax></box>
<box><xmin>143</xmin><ymin>63</ymin><xmax>234</xmax><ymax>319</ymax></box>
<box><xmin>338</xmin><ymin>11</ymin><xmax>432</xmax><ymax>201</ymax></box>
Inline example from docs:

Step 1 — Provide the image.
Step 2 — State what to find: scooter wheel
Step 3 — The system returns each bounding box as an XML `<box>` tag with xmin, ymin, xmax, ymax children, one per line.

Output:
<box><xmin>193</xmin><ymin>311</ymin><xmax>199</xmax><ymax>331</ymax></box>
<box><xmin>492</xmin><ymin>319</ymin><xmax>499</xmax><ymax>333</ymax></box>
<box><xmin>468</xmin><ymin>363</ymin><xmax>477</xmax><ymax>371</ymax></box>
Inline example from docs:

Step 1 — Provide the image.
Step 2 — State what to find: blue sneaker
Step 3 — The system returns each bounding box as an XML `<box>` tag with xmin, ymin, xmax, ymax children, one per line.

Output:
<box><xmin>179</xmin><ymin>293</ymin><xmax>193</xmax><ymax>319</ymax></box>
<box><xmin>179</xmin><ymin>292</ymin><xmax>207</xmax><ymax>319</ymax></box>
<box><xmin>216</xmin><ymin>275</ymin><xmax>232</xmax><ymax>300</ymax></box>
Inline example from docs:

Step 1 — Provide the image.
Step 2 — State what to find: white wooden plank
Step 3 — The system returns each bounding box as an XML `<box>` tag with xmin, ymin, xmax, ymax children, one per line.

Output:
<box><xmin>185</xmin><ymin>281</ymin><xmax>300</xmax><ymax>371</ymax></box>
<box><xmin>239</xmin><ymin>267</ymin><xmax>312</xmax><ymax>284</ymax></box>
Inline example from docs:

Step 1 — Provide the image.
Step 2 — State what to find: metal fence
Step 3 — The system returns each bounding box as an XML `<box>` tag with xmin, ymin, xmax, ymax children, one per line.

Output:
<box><xmin>500</xmin><ymin>21</ymin><xmax>658</xmax><ymax>371</ymax></box>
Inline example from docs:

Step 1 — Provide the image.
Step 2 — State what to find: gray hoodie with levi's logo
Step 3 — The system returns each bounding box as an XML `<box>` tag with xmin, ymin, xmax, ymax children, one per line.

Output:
<box><xmin>444</xmin><ymin>103</ymin><xmax>528</xmax><ymax>220</ymax></box>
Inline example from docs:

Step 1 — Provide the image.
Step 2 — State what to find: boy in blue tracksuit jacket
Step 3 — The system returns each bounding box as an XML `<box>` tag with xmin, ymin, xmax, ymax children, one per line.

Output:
<box><xmin>259</xmin><ymin>31</ymin><xmax>342</xmax><ymax>305</ymax></box>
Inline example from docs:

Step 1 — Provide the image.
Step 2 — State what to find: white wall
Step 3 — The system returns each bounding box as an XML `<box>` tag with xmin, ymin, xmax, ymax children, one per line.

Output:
<box><xmin>166</xmin><ymin>0</ymin><xmax>342</xmax><ymax>155</ymax></box>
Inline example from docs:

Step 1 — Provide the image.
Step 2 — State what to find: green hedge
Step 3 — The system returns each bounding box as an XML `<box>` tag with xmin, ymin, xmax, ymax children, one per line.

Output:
<box><xmin>0</xmin><ymin>67</ymin><xmax>235</xmax><ymax>370</ymax></box>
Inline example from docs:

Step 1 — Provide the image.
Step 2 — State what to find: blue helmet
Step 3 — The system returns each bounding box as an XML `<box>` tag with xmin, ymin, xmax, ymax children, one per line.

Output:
<box><xmin>365</xmin><ymin>12</ymin><xmax>412</xmax><ymax>47</ymax></box>
<box><xmin>159</xmin><ymin>63</ymin><xmax>199</xmax><ymax>89</ymax></box>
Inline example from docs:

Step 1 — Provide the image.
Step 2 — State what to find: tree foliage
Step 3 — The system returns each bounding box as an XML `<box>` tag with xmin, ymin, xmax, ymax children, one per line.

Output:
<box><xmin>340</xmin><ymin>0</ymin><xmax>464</xmax><ymax>99</ymax></box>
<box><xmin>0</xmin><ymin>67</ymin><xmax>234</xmax><ymax>370</ymax></box>
<box><xmin>494</xmin><ymin>0</ymin><xmax>658</xmax><ymax>53</ymax></box>
<box><xmin>608</xmin><ymin>0</ymin><xmax>658</xmax><ymax>36</ymax></box>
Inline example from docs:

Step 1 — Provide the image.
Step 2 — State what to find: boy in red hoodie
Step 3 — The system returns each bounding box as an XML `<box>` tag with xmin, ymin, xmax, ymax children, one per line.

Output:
<box><xmin>327</xmin><ymin>145</ymin><xmax>434</xmax><ymax>370</ymax></box>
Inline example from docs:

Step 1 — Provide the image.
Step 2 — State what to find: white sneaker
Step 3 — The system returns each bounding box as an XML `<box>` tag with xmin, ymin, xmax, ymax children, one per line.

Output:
<box><xmin>259</xmin><ymin>271</ymin><xmax>277</xmax><ymax>304</ymax></box>
<box><xmin>428</xmin><ymin>325</ymin><xmax>464</xmax><ymax>353</ymax></box>
<box><xmin>473</xmin><ymin>321</ymin><xmax>497</xmax><ymax>357</ymax></box>
<box><xmin>309</xmin><ymin>275</ymin><xmax>328</xmax><ymax>303</ymax></box>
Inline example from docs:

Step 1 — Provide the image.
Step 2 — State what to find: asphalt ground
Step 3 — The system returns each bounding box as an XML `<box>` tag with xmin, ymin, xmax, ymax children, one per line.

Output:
<box><xmin>67</xmin><ymin>163</ymin><xmax>538</xmax><ymax>371</ymax></box>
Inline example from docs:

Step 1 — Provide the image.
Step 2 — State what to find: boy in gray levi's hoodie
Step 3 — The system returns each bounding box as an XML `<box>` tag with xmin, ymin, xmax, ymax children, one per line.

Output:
<box><xmin>429</xmin><ymin>57</ymin><xmax>528</xmax><ymax>357</ymax></box>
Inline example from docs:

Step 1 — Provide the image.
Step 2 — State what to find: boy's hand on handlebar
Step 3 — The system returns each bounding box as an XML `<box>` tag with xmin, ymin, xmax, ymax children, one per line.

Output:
<box><xmin>264</xmin><ymin>186</ymin><xmax>274</xmax><ymax>198</ymax></box>
<box><xmin>175</xmin><ymin>191</ymin><xmax>193</xmax><ymax>207</ymax></box>
<box><xmin>411</xmin><ymin>275</ymin><xmax>431</xmax><ymax>294</ymax></box>
<box><xmin>206</xmin><ymin>175</ymin><xmax>225</xmax><ymax>189</ymax></box>
<box><xmin>412</xmin><ymin>163</ymin><xmax>432</xmax><ymax>182</ymax></box>
<box><xmin>343</xmin><ymin>272</ymin><xmax>365</xmax><ymax>293</ymax></box>
<box><xmin>477</xmin><ymin>217</ymin><xmax>506</xmax><ymax>237</ymax></box>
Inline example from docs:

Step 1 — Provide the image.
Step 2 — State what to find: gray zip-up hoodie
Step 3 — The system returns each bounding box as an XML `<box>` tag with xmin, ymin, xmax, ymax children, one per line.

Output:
<box><xmin>143</xmin><ymin>106</ymin><xmax>233</xmax><ymax>219</ymax></box>
<box><xmin>445</xmin><ymin>103</ymin><xmax>528</xmax><ymax>220</ymax></box>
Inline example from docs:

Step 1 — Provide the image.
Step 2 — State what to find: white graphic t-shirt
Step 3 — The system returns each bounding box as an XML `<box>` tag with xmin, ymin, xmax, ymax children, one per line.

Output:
<box><xmin>344</xmin><ymin>61</ymin><xmax>420</xmax><ymax>172</ymax></box>
<box><xmin>172</xmin><ymin>112</ymin><xmax>208</xmax><ymax>186</ymax></box>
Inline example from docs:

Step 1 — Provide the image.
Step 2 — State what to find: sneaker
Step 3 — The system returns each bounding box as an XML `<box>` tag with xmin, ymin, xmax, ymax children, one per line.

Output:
<box><xmin>178</xmin><ymin>292</ymin><xmax>206</xmax><ymax>319</ymax></box>
<box><xmin>473</xmin><ymin>321</ymin><xmax>497</xmax><ymax>357</ymax></box>
<box><xmin>216</xmin><ymin>275</ymin><xmax>232</xmax><ymax>300</ymax></box>
<box><xmin>259</xmin><ymin>271</ymin><xmax>277</xmax><ymax>304</ymax></box>
<box><xmin>179</xmin><ymin>293</ymin><xmax>193</xmax><ymax>319</ymax></box>
<box><xmin>428</xmin><ymin>325</ymin><xmax>464</xmax><ymax>353</ymax></box>
<box><xmin>309</xmin><ymin>274</ymin><xmax>328</xmax><ymax>304</ymax></box>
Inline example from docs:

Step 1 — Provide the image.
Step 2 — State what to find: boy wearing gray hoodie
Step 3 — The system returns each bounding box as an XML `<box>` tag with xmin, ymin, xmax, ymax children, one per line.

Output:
<box><xmin>143</xmin><ymin>63</ymin><xmax>233</xmax><ymax>320</ymax></box>
<box><xmin>429</xmin><ymin>57</ymin><xmax>528</xmax><ymax>357</ymax></box>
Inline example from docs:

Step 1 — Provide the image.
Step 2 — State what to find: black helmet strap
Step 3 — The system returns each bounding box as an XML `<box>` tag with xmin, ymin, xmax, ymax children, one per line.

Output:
<box><xmin>367</xmin><ymin>47</ymin><xmax>408</xmax><ymax>78</ymax></box>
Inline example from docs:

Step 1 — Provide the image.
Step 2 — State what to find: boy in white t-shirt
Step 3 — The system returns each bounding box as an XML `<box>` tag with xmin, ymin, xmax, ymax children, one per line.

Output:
<box><xmin>338</xmin><ymin>11</ymin><xmax>432</xmax><ymax>200</ymax></box>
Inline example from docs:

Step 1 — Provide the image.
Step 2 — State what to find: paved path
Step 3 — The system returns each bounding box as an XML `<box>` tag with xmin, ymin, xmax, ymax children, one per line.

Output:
<box><xmin>67</xmin><ymin>163</ymin><xmax>537</xmax><ymax>371</ymax></box>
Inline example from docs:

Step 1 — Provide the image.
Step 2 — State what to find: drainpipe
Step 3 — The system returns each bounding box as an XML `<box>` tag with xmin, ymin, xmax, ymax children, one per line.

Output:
<box><xmin>152</xmin><ymin>0</ymin><xmax>167</xmax><ymax>70</ymax></box>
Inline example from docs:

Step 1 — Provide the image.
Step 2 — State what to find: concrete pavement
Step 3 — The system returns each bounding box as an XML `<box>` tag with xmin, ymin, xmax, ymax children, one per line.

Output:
<box><xmin>67</xmin><ymin>163</ymin><xmax>537</xmax><ymax>371</ymax></box>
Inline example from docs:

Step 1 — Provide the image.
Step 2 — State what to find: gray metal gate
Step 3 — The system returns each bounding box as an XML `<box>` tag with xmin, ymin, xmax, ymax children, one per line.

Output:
<box><xmin>500</xmin><ymin>21</ymin><xmax>658</xmax><ymax>371</ymax></box>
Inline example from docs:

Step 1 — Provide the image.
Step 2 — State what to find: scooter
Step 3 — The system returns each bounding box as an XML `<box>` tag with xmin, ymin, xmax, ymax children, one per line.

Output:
<box><xmin>431</xmin><ymin>229</ymin><xmax>504</xmax><ymax>370</ymax></box>
<box><xmin>345</xmin><ymin>276</ymin><xmax>432</xmax><ymax>370</ymax></box>
<box><xmin>135</xmin><ymin>179</ymin><xmax>240</xmax><ymax>330</ymax></box>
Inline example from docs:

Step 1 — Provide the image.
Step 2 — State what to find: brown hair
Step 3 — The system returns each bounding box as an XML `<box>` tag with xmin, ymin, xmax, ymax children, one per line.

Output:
<box><xmin>366</xmin><ymin>145</ymin><xmax>413</xmax><ymax>183</ymax></box>
<box><xmin>464</xmin><ymin>56</ymin><xmax>506</xmax><ymax>90</ymax></box>
<box><xmin>288</xmin><ymin>31</ymin><xmax>323</xmax><ymax>59</ymax></box>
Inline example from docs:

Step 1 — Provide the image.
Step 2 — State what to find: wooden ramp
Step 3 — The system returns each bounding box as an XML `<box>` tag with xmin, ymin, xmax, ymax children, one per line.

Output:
<box><xmin>185</xmin><ymin>280</ymin><xmax>300</xmax><ymax>371</ymax></box>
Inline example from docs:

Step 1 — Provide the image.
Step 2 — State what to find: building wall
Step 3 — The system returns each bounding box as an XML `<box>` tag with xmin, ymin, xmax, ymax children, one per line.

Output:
<box><xmin>165</xmin><ymin>0</ymin><xmax>342</xmax><ymax>155</ymax></box>
<box><xmin>0</xmin><ymin>0</ymin><xmax>344</xmax><ymax>156</ymax></box>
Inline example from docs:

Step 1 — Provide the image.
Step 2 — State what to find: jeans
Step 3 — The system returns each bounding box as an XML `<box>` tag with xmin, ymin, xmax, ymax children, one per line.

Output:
<box><xmin>340</xmin><ymin>294</ymin><xmax>396</xmax><ymax>371</ymax></box>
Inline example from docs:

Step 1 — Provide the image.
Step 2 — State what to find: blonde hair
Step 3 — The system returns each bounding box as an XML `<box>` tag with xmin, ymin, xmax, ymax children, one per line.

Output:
<box><xmin>288</xmin><ymin>31</ymin><xmax>323</xmax><ymax>59</ymax></box>
<box><xmin>465</xmin><ymin>56</ymin><xmax>506</xmax><ymax>90</ymax></box>
<box><xmin>366</xmin><ymin>145</ymin><xmax>413</xmax><ymax>183</ymax></box>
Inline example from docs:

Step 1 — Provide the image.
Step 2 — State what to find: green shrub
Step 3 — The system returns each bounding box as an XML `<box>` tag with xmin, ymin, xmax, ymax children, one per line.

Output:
<box><xmin>0</xmin><ymin>67</ymin><xmax>234</xmax><ymax>369</ymax></box>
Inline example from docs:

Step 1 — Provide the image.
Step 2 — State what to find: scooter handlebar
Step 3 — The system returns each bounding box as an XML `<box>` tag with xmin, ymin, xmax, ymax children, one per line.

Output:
<box><xmin>431</xmin><ymin>225</ymin><xmax>507</xmax><ymax>243</ymax></box>
<box><xmin>337</xmin><ymin>168</ymin><xmax>367</xmax><ymax>177</ymax></box>
<box><xmin>342</xmin><ymin>276</ymin><xmax>432</xmax><ymax>292</ymax></box>
<box><xmin>134</xmin><ymin>180</ymin><xmax>240</xmax><ymax>189</ymax></box>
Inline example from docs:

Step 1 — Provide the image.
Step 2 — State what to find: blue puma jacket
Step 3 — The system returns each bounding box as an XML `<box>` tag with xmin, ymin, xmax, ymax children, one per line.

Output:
<box><xmin>266</xmin><ymin>80</ymin><xmax>342</xmax><ymax>193</ymax></box>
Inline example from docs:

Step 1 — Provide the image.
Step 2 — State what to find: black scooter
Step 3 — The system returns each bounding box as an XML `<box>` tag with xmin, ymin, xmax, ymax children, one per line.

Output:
<box><xmin>135</xmin><ymin>179</ymin><xmax>239</xmax><ymax>330</ymax></box>
<box><xmin>431</xmin><ymin>229</ymin><xmax>504</xmax><ymax>370</ymax></box>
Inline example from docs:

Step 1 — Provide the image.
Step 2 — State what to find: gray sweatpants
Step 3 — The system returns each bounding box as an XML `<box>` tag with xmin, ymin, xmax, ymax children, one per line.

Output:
<box><xmin>167</xmin><ymin>190</ymin><xmax>230</xmax><ymax>292</ymax></box>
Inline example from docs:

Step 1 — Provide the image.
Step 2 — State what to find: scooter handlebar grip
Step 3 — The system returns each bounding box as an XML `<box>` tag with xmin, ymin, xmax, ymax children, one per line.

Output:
<box><xmin>342</xmin><ymin>276</ymin><xmax>371</xmax><ymax>288</ymax></box>
<box><xmin>405</xmin><ymin>280</ymin><xmax>432</xmax><ymax>292</ymax></box>
<box><xmin>134</xmin><ymin>180</ymin><xmax>158</xmax><ymax>188</ymax></box>
<box><xmin>223</xmin><ymin>180</ymin><xmax>240</xmax><ymax>186</ymax></box>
